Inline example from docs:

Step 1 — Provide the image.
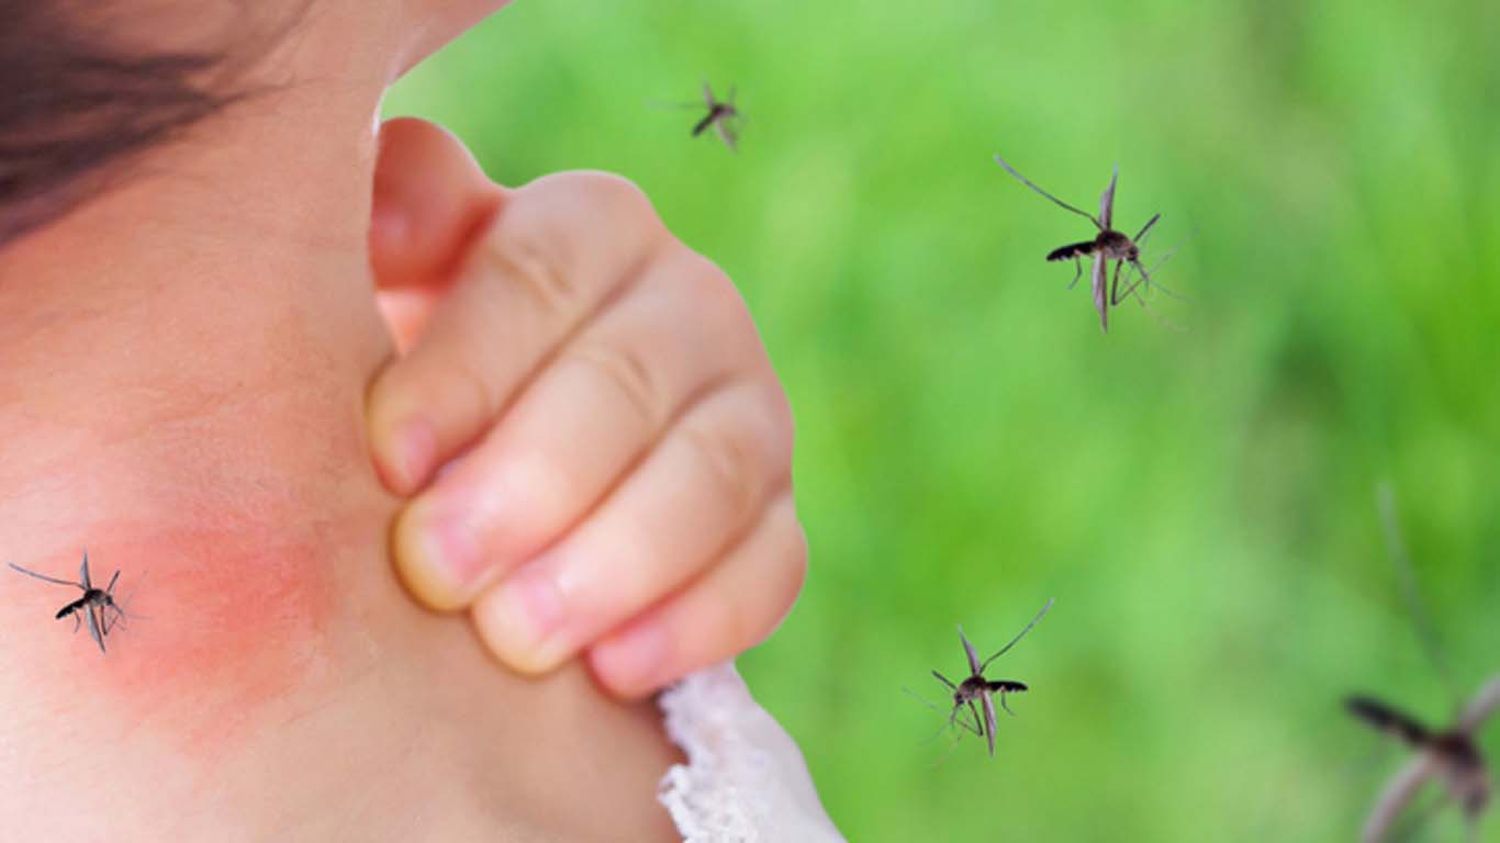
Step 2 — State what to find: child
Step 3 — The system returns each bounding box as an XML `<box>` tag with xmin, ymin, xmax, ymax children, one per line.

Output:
<box><xmin>0</xmin><ymin>0</ymin><xmax>838</xmax><ymax>838</ymax></box>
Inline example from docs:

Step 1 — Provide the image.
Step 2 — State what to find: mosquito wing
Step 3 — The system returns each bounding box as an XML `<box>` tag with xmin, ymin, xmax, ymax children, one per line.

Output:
<box><xmin>980</xmin><ymin>692</ymin><xmax>998</xmax><ymax>757</ymax></box>
<box><xmin>993</xmin><ymin>154</ymin><xmax>1102</xmax><ymax>228</ymax></box>
<box><xmin>1459</xmin><ymin>676</ymin><xmax>1500</xmax><ymax>734</ymax></box>
<box><xmin>7</xmin><ymin>562</ymin><xmax>81</xmax><ymax>589</ymax></box>
<box><xmin>1099</xmin><ymin>165</ymin><xmax>1118</xmax><ymax>231</ymax></box>
<box><xmin>1362</xmin><ymin>755</ymin><xmax>1438</xmax><ymax>843</ymax></box>
<box><xmin>715</xmin><ymin>118</ymin><xmax>739</xmax><ymax>153</ymax></box>
<box><xmin>85</xmin><ymin>603</ymin><xmax>106</xmax><ymax>653</ymax></box>
<box><xmin>982</xmin><ymin>598</ymin><xmax>1056</xmax><ymax>672</ymax></box>
<box><xmin>702</xmin><ymin>82</ymin><xmax>715</xmax><ymax>108</ymax></box>
<box><xmin>79</xmin><ymin>552</ymin><xmax>92</xmax><ymax>590</ymax></box>
<box><xmin>1092</xmin><ymin>255</ymin><xmax>1109</xmax><ymax>332</ymax></box>
<box><xmin>957</xmin><ymin>626</ymin><xmax>983</xmax><ymax>676</ymax></box>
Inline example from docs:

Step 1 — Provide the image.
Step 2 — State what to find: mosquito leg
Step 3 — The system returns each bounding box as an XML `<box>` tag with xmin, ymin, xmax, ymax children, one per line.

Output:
<box><xmin>993</xmin><ymin>155</ymin><xmax>1103</xmax><ymax>228</ymax></box>
<box><xmin>945</xmin><ymin>700</ymin><xmax>982</xmax><ymax>738</ymax></box>
<box><xmin>71</xmin><ymin>612</ymin><xmax>81</xmax><ymax>634</ymax></box>
<box><xmin>1000</xmin><ymin>694</ymin><xmax>1017</xmax><ymax>717</ymax></box>
<box><xmin>960</xmin><ymin>699</ymin><xmax>984</xmax><ymax>732</ymax></box>
<box><xmin>929</xmin><ymin>725</ymin><xmax>968</xmax><ymax>769</ymax></box>
<box><xmin>6</xmin><ymin>563</ymin><xmax>84</xmax><ymax>588</ymax></box>
<box><xmin>1113</xmin><ymin>263</ymin><xmax>1147</xmax><ymax>306</ymax></box>
<box><xmin>979</xmin><ymin>598</ymin><xmax>1054</xmax><ymax>671</ymax></box>
<box><xmin>965</xmin><ymin>699</ymin><xmax>985</xmax><ymax>742</ymax></box>
<box><xmin>1067</xmin><ymin>257</ymin><xmax>1083</xmax><ymax>290</ymax></box>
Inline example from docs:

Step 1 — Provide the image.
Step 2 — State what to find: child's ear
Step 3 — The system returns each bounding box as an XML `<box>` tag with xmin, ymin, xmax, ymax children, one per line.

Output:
<box><xmin>370</xmin><ymin>117</ymin><xmax>504</xmax><ymax>294</ymax></box>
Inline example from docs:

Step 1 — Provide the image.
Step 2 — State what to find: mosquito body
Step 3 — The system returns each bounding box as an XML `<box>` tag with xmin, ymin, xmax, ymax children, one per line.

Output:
<box><xmin>1346</xmin><ymin>682</ymin><xmax>1499</xmax><ymax>842</ymax></box>
<box><xmin>8</xmin><ymin>551</ymin><xmax>125</xmax><ymax>654</ymax></box>
<box><xmin>930</xmin><ymin>598</ymin><xmax>1053</xmax><ymax>757</ymax></box>
<box><xmin>994</xmin><ymin>154</ymin><xmax>1161</xmax><ymax>332</ymax></box>
<box><xmin>684</xmin><ymin>83</ymin><xmax>740</xmax><ymax>152</ymax></box>
<box><xmin>1346</xmin><ymin>486</ymin><xmax>1499</xmax><ymax>841</ymax></box>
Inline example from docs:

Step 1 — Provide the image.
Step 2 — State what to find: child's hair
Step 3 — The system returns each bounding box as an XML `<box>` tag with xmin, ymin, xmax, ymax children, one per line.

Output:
<box><xmin>0</xmin><ymin>3</ymin><xmax>291</xmax><ymax>248</ymax></box>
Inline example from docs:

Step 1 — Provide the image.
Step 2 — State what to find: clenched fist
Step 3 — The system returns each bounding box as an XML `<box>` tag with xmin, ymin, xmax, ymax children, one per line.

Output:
<box><xmin>365</xmin><ymin>118</ymin><xmax>806</xmax><ymax>698</ymax></box>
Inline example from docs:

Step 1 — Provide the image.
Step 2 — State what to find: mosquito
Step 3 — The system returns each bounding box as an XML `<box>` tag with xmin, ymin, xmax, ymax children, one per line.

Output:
<box><xmin>1346</xmin><ymin>685</ymin><xmax>1498</xmax><ymax>842</ymax></box>
<box><xmin>929</xmin><ymin>598</ymin><xmax>1054</xmax><ymax>757</ymax></box>
<box><xmin>655</xmin><ymin>82</ymin><xmax>742</xmax><ymax>152</ymax></box>
<box><xmin>1345</xmin><ymin>485</ymin><xmax>1498</xmax><ymax>842</ymax></box>
<box><xmin>993</xmin><ymin>153</ymin><xmax>1162</xmax><ymax>332</ymax></box>
<box><xmin>8</xmin><ymin>550</ymin><xmax>126</xmax><ymax>654</ymax></box>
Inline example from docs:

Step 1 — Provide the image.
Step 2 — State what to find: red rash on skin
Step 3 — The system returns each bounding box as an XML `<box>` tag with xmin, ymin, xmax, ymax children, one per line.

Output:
<box><xmin>16</xmin><ymin>518</ymin><xmax>343</xmax><ymax>753</ymax></box>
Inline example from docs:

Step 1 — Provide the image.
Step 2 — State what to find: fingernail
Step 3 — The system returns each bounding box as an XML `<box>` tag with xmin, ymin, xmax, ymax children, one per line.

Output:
<box><xmin>477</xmin><ymin>566</ymin><xmax>568</xmax><ymax>673</ymax></box>
<box><xmin>593</xmin><ymin>619</ymin><xmax>670</xmax><ymax>694</ymax></box>
<box><xmin>392</xmin><ymin>417</ymin><xmax>436</xmax><ymax>489</ymax></box>
<box><xmin>397</xmin><ymin>501</ymin><xmax>484</xmax><ymax>608</ymax></box>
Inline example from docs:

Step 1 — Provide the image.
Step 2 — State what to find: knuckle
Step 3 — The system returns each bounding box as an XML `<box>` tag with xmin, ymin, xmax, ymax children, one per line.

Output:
<box><xmin>449</xmin><ymin>354</ymin><xmax>507</xmax><ymax>427</ymax></box>
<box><xmin>680</xmin><ymin>399</ymin><xmax>770</xmax><ymax>520</ymax></box>
<box><xmin>763</xmin><ymin>381</ymin><xmax>795</xmax><ymax>454</ymax></box>
<box><xmin>566</xmin><ymin>340</ymin><xmax>663</xmax><ymax>426</ymax></box>
<box><xmin>746</xmin><ymin>378</ymin><xmax>795</xmax><ymax>473</ymax></box>
<box><xmin>781</xmin><ymin>521</ymin><xmax>809</xmax><ymax>605</ymax></box>
<box><xmin>765</xmin><ymin>498</ymin><xmax>809</xmax><ymax>613</ymax></box>
<box><xmin>725</xmin><ymin>514</ymin><xmax>807</xmax><ymax>649</ymax></box>
<box><xmin>481</xmin><ymin>221</ymin><xmax>583</xmax><ymax>318</ymax></box>
<box><xmin>676</xmin><ymin>251</ymin><xmax>756</xmax><ymax>342</ymax></box>
<box><xmin>527</xmin><ymin>171</ymin><xmax>665</xmax><ymax>237</ymax></box>
<box><xmin>606</xmin><ymin>521</ymin><xmax>661</xmax><ymax>601</ymax></box>
<box><xmin>570</xmin><ymin>171</ymin><xmax>659</xmax><ymax>220</ymax></box>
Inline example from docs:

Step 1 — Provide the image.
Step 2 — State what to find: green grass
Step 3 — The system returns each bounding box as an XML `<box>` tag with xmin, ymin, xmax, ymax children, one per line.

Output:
<box><xmin>387</xmin><ymin>1</ymin><xmax>1500</xmax><ymax>838</ymax></box>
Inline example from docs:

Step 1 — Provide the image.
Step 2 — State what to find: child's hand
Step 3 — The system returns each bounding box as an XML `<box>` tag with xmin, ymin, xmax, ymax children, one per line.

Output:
<box><xmin>365</xmin><ymin>118</ymin><xmax>805</xmax><ymax>698</ymax></box>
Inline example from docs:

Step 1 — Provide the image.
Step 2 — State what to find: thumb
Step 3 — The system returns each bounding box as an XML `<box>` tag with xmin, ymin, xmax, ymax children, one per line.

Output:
<box><xmin>369</xmin><ymin>118</ymin><xmax>504</xmax><ymax>342</ymax></box>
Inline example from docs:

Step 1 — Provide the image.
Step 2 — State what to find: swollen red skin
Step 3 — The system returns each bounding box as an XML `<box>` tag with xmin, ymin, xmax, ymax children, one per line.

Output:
<box><xmin>34</xmin><ymin>519</ymin><xmax>342</xmax><ymax>752</ymax></box>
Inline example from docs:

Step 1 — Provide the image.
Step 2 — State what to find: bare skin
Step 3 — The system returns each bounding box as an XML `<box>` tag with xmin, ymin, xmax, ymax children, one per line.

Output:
<box><xmin>0</xmin><ymin>1</ymin><xmax>682</xmax><ymax>839</ymax></box>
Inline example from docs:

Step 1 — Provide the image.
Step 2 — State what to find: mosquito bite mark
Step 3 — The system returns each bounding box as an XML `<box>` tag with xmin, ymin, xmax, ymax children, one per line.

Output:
<box><xmin>12</xmin><ymin>523</ymin><xmax>342</xmax><ymax>754</ymax></box>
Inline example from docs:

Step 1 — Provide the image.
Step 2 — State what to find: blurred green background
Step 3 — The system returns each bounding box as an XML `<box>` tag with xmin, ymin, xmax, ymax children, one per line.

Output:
<box><xmin>387</xmin><ymin>0</ymin><xmax>1500</xmax><ymax>839</ymax></box>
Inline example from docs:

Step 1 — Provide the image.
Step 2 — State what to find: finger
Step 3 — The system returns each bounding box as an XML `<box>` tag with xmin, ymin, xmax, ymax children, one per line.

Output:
<box><xmin>369</xmin><ymin>117</ymin><xmax>500</xmax><ymax>291</ymax></box>
<box><xmin>392</xmin><ymin>247</ymin><xmax>764</xmax><ymax>609</ymax></box>
<box><xmin>367</xmin><ymin>171</ymin><xmax>672</xmax><ymax>493</ymax></box>
<box><xmin>469</xmin><ymin>378</ymin><xmax>793</xmax><ymax>674</ymax></box>
<box><xmin>587</xmin><ymin>492</ymin><xmax>807</xmax><ymax>698</ymax></box>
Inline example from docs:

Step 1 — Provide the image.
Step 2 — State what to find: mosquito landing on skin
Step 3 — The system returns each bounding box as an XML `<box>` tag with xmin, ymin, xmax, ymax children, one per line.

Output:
<box><xmin>8</xmin><ymin>550</ymin><xmax>127</xmax><ymax>654</ymax></box>
<box><xmin>993</xmin><ymin>153</ymin><xmax>1163</xmax><ymax>332</ymax></box>
<box><xmin>928</xmin><ymin>598</ymin><xmax>1054</xmax><ymax>757</ymax></box>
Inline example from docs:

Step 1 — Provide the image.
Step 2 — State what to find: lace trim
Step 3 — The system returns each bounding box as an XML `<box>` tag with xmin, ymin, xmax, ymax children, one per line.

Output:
<box><xmin>657</xmin><ymin>662</ymin><xmax>844</xmax><ymax>842</ymax></box>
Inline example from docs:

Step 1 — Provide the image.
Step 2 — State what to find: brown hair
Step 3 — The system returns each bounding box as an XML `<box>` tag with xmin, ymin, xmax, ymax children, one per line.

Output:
<box><xmin>0</xmin><ymin>3</ymin><xmax>269</xmax><ymax>247</ymax></box>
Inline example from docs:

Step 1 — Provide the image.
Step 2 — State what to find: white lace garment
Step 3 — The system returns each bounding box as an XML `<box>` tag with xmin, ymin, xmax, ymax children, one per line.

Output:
<box><xmin>657</xmin><ymin>663</ymin><xmax>846</xmax><ymax>842</ymax></box>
